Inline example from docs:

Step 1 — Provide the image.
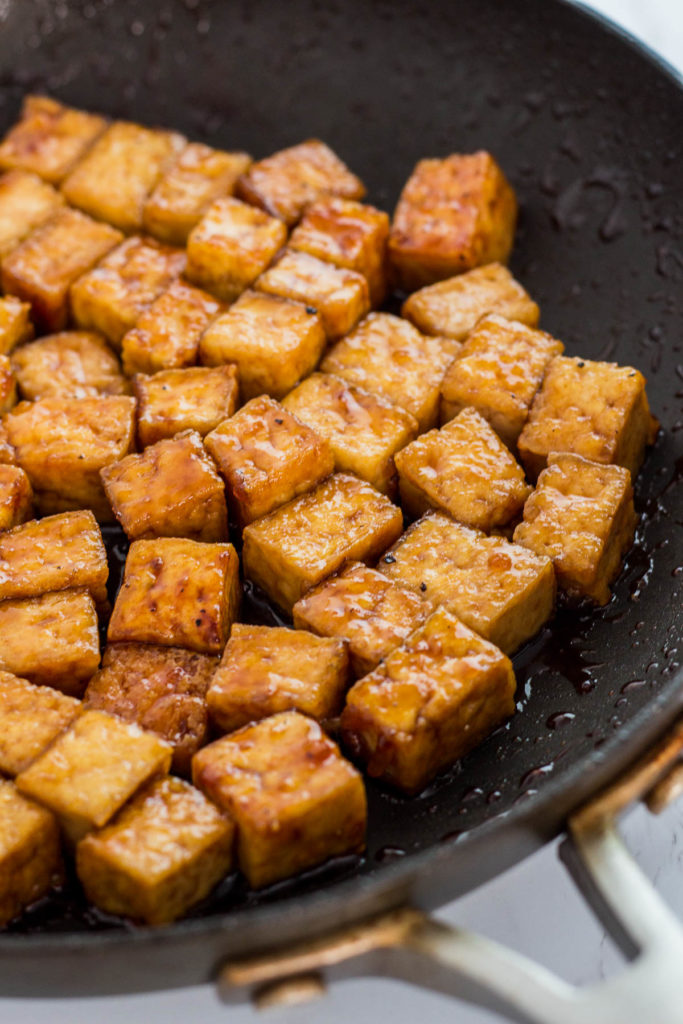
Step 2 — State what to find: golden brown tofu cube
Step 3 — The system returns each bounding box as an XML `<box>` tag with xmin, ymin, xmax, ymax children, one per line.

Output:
<box><xmin>321</xmin><ymin>312</ymin><xmax>460</xmax><ymax>431</ymax></box>
<box><xmin>0</xmin><ymin>671</ymin><xmax>82</xmax><ymax>776</ymax></box>
<box><xmin>207</xmin><ymin>623</ymin><xmax>349</xmax><ymax>733</ymax></box>
<box><xmin>388</xmin><ymin>151</ymin><xmax>518</xmax><ymax>291</ymax></box>
<box><xmin>0</xmin><ymin>295</ymin><xmax>33</xmax><ymax>356</ymax></box>
<box><xmin>4</xmin><ymin>395</ymin><xmax>136</xmax><ymax>521</ymax></box>
<box><xmin>121</xmin><ymin>279</ymin><xmax>223</xmax><ymax>377</ymax></box>
<box><xmin>379</xmin><ymin>512</ymin><xmax>555</xmax><ymax>654</ymax></box>
<box><xmin>242</xmin><ymin>473</ymin><xmax>403</xmax><ymax>613</ymax></box>
<box><xmin>76</xmin><ymin>776</ymin><xmax>234</xmax><ymax>925</ymax></box>
<box><xmin>143</xmin><ymin>142</ymin><xmax>252</xmax><ymax>245</ymax></box>
<box><xmin>282</xmin><ymin>372</ymin><xmax>418</xmax><ymax>496</ymax></box>
<box><xmin>108</xmin><ymin>538</ymin><xmax>239</xmax><ymax>654</ymax></box>
<box><xmin>186</xmin><ymin>196</ymin><xmax>287</xmax><ymax>303</ymax></box>
<box><xmin>84</xmin><ymin>643</ymin><xmax>217</xmax><ymax>775</ymax></box>
<box><xmin>205</xmin><ymin>395</ymin><xmax>334</xmax><ymax>528</ymax></box>
<box><xmin>0</xmin><ymin>169</ymin><xmax>65</xmax><ymax>258</ymax></box>
<box><xmin>0</xmin><ymin>588</ymin><xmax>100</xmax><ymax>695</ymax></box>
<box><xmin>134</xmin><ymin>365</ymin><xmax>239</xmax><ymax>448</ymax></box>
<box><xmin>513</xmin><ymin>453</ymin><xmax>637</xmax><ymax>605</ymax></box>
<box><xmin>101</xmin><ymin>430</ymin><xmax>228</xmax><ymax>542</ymax></box>
<box><xmin>11</xmin><ymin>331</ymin><xmax>129</xmax><ymax>401</ymax></box>
<box><xmin>256</xmin><ymin>249</ymin><xmax>369</xmax><ymax>340</ymax></box>
<box><xmin>0</xmin><ymin>422</ymin><xmax>16</xmax><ymax>466</ymax></box>
<box><xmin>289</xmin><ymin>197</ymin><xmax>389</xmax><ymax>306</ymax></box>
<box><xmin>0</xmin><ymin>95</ymin><xmax>106</xmax><ymax>184</ymax></box>
<box><xmin>199</xmin><ymin>290</ymin><xmax>325</xmax><ymax>401</ymax></box>
<box><xmin>16</xmin><ymin>709</ymin><xmax>172</xmax><ymax>845</ymax></box>
<box><xmin>192</xmin><ymin>710</ymin><xmax>366</xmax><ymax>888</ymax></box>
<box><xmin>0</xmin><ymin>464</ymin><xmax>33</xmax><ymax>531</ymax></box>
<box><xmin>341</xmin><ymin>605</ymin><xmax>516</xmax><ymax>793</ymax></box>
<box><xmin>0</xmin><ymin>780</ymin><xmax>62</xmax><ymax>926</ymax></box>
<box><xmin>0</xmin><ymin>354</ymin><xmax>16</xmax><ymax>414</ymax></box>
<box><xmin>293</xmin><ymin>561</ymin><xmax>430</xmax><ymax>677</ymax></box>
<box><xmin>0</xmin><ymin>208</ymin><xmax>123</xmax><ymax>332</ymax></box>
<box><xmin>61</xmin><ymin>121</ymin><xmax>185</xmax><ymax>233</ymax></box>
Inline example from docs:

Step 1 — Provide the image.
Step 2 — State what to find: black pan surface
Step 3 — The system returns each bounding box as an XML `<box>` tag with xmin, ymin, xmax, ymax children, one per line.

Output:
<box><xmin>0</xmin><ymin>0</ymin><xmax>681</xmax><ymax>996</ymax></box>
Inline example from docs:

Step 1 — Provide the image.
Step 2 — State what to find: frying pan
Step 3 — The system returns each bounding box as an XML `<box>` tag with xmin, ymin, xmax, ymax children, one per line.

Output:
<box><xmin>0</xmin><ymin>0</ymin><xmax>682</xmax><ymax>1018</ymax></box>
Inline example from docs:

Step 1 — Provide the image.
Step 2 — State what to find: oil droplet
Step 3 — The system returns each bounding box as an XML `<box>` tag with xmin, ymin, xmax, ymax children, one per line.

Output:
<box><xmin>546</xmin><ymin>712</ymin><xmax>575</xmax><ymax>730</ymax></box>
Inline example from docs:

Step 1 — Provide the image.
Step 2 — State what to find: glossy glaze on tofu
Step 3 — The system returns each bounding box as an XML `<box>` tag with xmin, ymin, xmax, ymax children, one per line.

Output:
<box><xmin>0</xmin><ymin>354</ymin><xmax>17</xmax><ymax>415</ymax></box>
<box><xmin>0</xmin><ymin>95</ymin><xmax>107</xmax><ymax>184</ymax></box>
<box><xmin>134</xmin><ymin>365</ymin><xmax>239</xmax><ymax>447</ymax></box>
<box><xmin>0</xmin><ymin>671</ymin><xmax>82</xmax><ymax>777</ymax></box>
<box><xmin>0</xmin><ymin>464</ymin><xmax>33</xmax><ymax>531</ymax></box>
<box><xmin>0</xmin><ymin>169</ymin><xmax>65</xmax><ymax>258</ymax></box>
<box><xmin>11</xmin><ymin>331</ymin><xmax>129</xmax><ymax>401</ymax></box>
<box><xmin>0</xmin><ymin>779</ymin><xmax>63</xmax><ymax>927</ymax></box>
<box><xmin>0</xmin><ymin>295</ymin><xmax>33</xmax><ymax>356</ymax></box>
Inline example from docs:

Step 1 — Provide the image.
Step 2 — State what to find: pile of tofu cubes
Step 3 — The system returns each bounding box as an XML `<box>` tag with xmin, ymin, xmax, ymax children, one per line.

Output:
<box><xmin>0</xmin><ymin>95</ymin><xmax>657</xmax><ymax>928</ymax></box>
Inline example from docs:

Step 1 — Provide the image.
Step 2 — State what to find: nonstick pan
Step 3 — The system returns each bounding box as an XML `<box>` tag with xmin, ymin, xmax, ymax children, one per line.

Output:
<box><xmin>0</xmin><ymin>0</ymin><xmax>682</xmax><ymax>1017</ymax></box>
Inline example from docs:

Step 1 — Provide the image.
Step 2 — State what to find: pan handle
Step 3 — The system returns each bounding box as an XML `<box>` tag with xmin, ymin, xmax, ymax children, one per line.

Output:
<box><xmin>219</xmin><ymin>717</ymin><xmax>683</xmax><ymax>1024</ymax></box>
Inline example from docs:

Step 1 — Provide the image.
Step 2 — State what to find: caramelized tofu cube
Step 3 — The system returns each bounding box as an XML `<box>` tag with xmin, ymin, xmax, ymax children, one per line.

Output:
<box><xmin>0</xmin><ymin>208</ymin><xmax>123</xmax><ymax>332</ymax></box>
<box><xmin>61</xmin><ymin>121</ymin><xmax>186</xmax><ymax>233</ymax></box>
<box><xmin>0</xmin><ymin>95</ymin><xmax>106</xmax><ymax>184</ymax></box>
<box><xmin>242</xmin><ymin>473</ymin><xmax>403</xmax><ymax>613</ymax></box>
<box><xmin>84</xmin><ymin>643</ymin><xmax>217</xmax><ymax>775</ymax></box>
<box><xmin>0</xmin><ymin>354</ymin><xmax>16</xmax><ymax>414</ymax></box>
<box><xmin>0</xmin><ymin>422</ymin><xmax>16</xmax><ymax>466</ymax></box>
<box><xmin>135</xmin><ymin>365</ymin><xmax>239</xmax><ymax>447</ymax></box>
<box><xmin>379</xmin><ymin>512</ymin><xmax>555</xmax><ymax>654</ymax></box>
<box><xmin>192</xmin><ymin>710</ymin><xmax>366</xmax><ymax>888</ymax></box>
<box><xmin>76</xmin><ymin>776</ymin><xmax>234</xmax><ymax>925</ymax></box>
<box><xmin>0</xmin><ymin>780</ymin><xmax>62</xmax><ymax>926</ymax></box>
<box><xmin>388</xmin><ymin>152</ymin><xmax>518</xmax><ymax>291</ymax></box>
<box><xmin>0</xmin><ymin>588</ymin><xmax>100</xmax><ymax>695</ymax></box>
<box><xmin>0</xmin><ymin>671</ymin><xmax>82</xmax><ymax>776</ymax></box>
<box><xmin>11</xmin><ymin>331</ymin><xmax>129</xmax><ymax>401</ymax></box>
<box><xmin>0</xmin><ymin>464</ymin><xmax>33</xmax><ymax>530</ymax></box>
<box><xmin>0</xmin><ymin>295</ymin><xmax>33</xmax><ymax>356</ymax></box>
<box><xmin>282</xmin><ymin>372</ymin><xmax>418</xmax><ymax>496</ymax></box>
<box><xmin>513</xmin><ymin>453</ymin><xmax>637</xmax><ymax>605</ymax></box>
<box><xmin>108</xmin><ymin>538</ymin><xmax>239</xmax><ymax>654</ymax></box>
<box><xmin>199</xmin><ymin>290</ymin><xmax>325</xmax><ymax>401</ymax></box>
<box><xmin>321</xmin><ymin>312</ymin><xmax>460</xmax><ymax>431</ymax></box>
<box><xmin>186</xmin><ymin>197</ymin><xmax>287</xmax><ymax>303</ymax></box>
<box><xmin>341</xmin><ymin>606</ymin><xmax>516</xmax><ymax>793</ymax></box>
<box><xmin>293</xmin><ymin>561</ymin><xmax>430</xmax><ymax>677</ymax></box>
<box><xmin>205</xmin><ymin>395</ymin><xmax>334</xmax><ymax>528</ymax></box>
<box><xmin>0</xmin><ymin>169</ymin><xmax>65</xmax><ymax>258</ymax></box>
<box><xmin>16</xmin><ymin>709</ymin><xmax>172</xmax><ymax>845</ymax></box>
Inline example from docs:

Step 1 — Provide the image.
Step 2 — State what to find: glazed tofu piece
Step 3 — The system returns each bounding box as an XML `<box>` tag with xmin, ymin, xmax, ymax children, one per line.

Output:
<box><xmin>205</xmin><ymin>395</ymin><xmax>334</xmax><ymax>528</ymax></box>
<box><xmin>143</xmin><ymin>142</ymin><xmax>252</xmax><ymax>245</ymax></box>
<box><xmin>321</xmin><ymin>312</ymin><xmax>460</xmax><ymax>431</ymax></box>
<box><xmin>108</xmin><ymin>538</ymin><xmax>240</xmax><ymax>654</ymax></box>
<box><xmin>101</xmin><ymin>430</ymin><xmax>228</xmax><ymax>542</ymax></box>
<box><xmin>388</xmin><ymin>151</ymin><xmax>518</xmax><ymax>291</ymax></box>
<box><xmin>84</xmin><ymin>643</ymin><xmax>217</xmax><ymax>775</ymax></box>
<box><xmin>0</xmin><ymin>671</ymin><xmax>82</xmax><ymax>777</ymax></box>
<box><xmin>61</xmin><ymin>121</ymin><xmax>186</xmax><ymax>233</ymax></box>
<box><xmin>199</xmin><ymin>290</ymin><xmax>325</xmax><ymax>401</ymax></box>
<box><xmin>0</xmin><ymin>208</ymin><xmax>123</xmax><ymax>332</ymax></box>
<box><xmin>4</xmin><ymin>395</ymin><xmax>136</xmax><ymax>520</ymax></box>
<box><xmin>16</xmin><ymin>709</ymin><xmax>172</xmax><ymax>845</ymax></box>
<box><xmin>186</xmin><ymin>196</ymin><xmax>287</xmax><ymax>303</ymax></box>
<box><xmin>11</xmin><ymin>331</ymin><xmax>129</xmax><ymax>401</ymax></box>
<box><xmin>282</xmin><ymin>372</ymin><xmax>418</xmax><ymax>496</ymax></box>
<box><xmin>0</xmin><ymin>95</ymin><xmax>106</xmax><ymax>184</ymax></box>
<box><xmin>341</xmin><ymin>606</ymin><xmax>516</xmax><ymax>793</ymax></box>
<box><xmin>513</xmin><ymin>453</ymin><xmax>637</xmax><ymax>605</ymax></box>
<box><xmin>0</xmin><ymin>423</ymin><xmax>16</xmax><ymax>466</ymax></box>
<box><xmin>76</xmin><ymin>776</ymin><xmax>234</xmax><ymax>926</ymax></box>
<box><xmin>0</xmin><ymin>354</ymin><xmax>16</xmax><ymax>414</ymax></box>
<box><xmin>134</xmin><ymin>365</ymin><xmax>239</xmax><ymax>447</ymax></box>
<box><xmin>193</xmin><ymin>710</ymin><xmax>366</xmax><ymax>888</ymax></box>
<box><xmin>0</xmin><ymin>588</ymin><xmax>100</xmax><ymax>695</ymax></box>
<box><xmin>379</xmin><ymin>512</ymin><xmax>555</xmax><ymax>654</ymax></box>
<box><xmin>293</xmin><ymin>561</ymin><xmax>430</xmax><ymax>677</ymax></box>
<box><xmin>0</xmin><ymin>295</ymin><xmax>33</xmax><ymax>356</ymax></box>
<box><xmin>236</xmin><ymin>139</ymin><xmax>365</xmax><ymax>227</ymax></box>
<box><xmin>0</xmin><ymin>464</ymin><xmax>33</xmax><ymax>531</ymax></box>
<box><xmin>255</xmin><ymin>249</ymin><xmax>370</xmax><ymax>340</ymax></box>
<box><xmin>0</xmin><ymin>780</ymin><xmax>62</xmax><ymax>927</ymax></box>
<box><xmin>242</xmin><ymin>473</ymin><xmax>403</xmax><ymax>613</ymax></box>
<box><xmin>0</xmin><ymin>169</ymin><xmax>65</xmax><ymax>258</ymax></box>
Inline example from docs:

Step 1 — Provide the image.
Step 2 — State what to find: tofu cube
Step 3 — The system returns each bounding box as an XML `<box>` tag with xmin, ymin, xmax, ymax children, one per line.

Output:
<box><xmin>134</xmin><ymin>365</ymin><xmax>239</xmax><ymax>448</ymax></box>
<box><xmin>143</xmin><ymin>142</ymin><xmax>252</xmax><ymax>245</ymax></box>
<box><xmin>513</xmin><ymin>453</ymin><xmax>637</xmax><ymax>605</ymax></box>
<box><xmin>282</xmin><ymin>372</ymin><xmax>418</xmax><ymax>496</ymax></box>
<box><xmin>205</xmin><ymin>395</ymin><xmax>334</xmax><ymax>528</ymax></box>
<box><xmin>0</xmin><ymin>95</ymin><xmax>106</xmax><ymax>184</ymax></box>
<box><xmin>321</xmin><ymin>312</ymin><xmax>460</xmax><ymax>431</ymax></box>
<box><xmin>379</xmin><ymin>512</ymin><xmax>555</xmax><ymax>654</ymax></box>
<box><xmin>0</xmin><ymin>464</ymin><xmax>33</xmax><ymax>531</ymax></box>
<box><xmin>0</xmin><ymin>354</ymin><xmax>16</xmax><ymax>414</ymax></box>
<box><xmin>101</xmin><ymin>430</ymin><xmax>228</xmax><ymax>542</ymax></box>
<box><xmin>0</xmin><ymin>780</ymin><xmax>62</xmax><ymax>927</ymax></box>
<box><xmin>16</xmin><ymin>709</ymin><xmax>172</xmax><ymax>845</ymax></box>
<box><xmin>0</xmin><ymin>670</ymin><xmax>82</xmax><ymax>776</ymax></box>
<box><xmin>76</xmin><ymin>776</ymin><xmax>234</xmax><ymax>925</ymax></box>
<box><xmin>242</xmin><ymin>473</ymin><xmax>403</xmax><ymax>613</ymax></box>
<box><xmin>0</xmin><ymin>422</ymin><xmax>16</xmax><ymax>466</ymax></box>
<box><xmin>61</xmin><ymin>121</ymin><xmax>186</xmax><ymax>233</ymax></box>
<box><xmin>340</xmin><ymin>606</ymin><xmax>516</xmax><ymax>793</ymax></box>
<box><xmin>108</xmin><ymin>538</ymin><xmax>240</xmax><ymax>654</ymax></box>
<box><xmin>186</xmin><ymin>196</ymin><xmax>287</xmax><ymax>303</ymax></box>
<box><xmin>292</xmin><ymin>561</ymin><xmax>430</xmax><ymax>677</ymax></box>
<box><xmin>0</xmin><ymin>588</ymin><xmax>100</xmax><ymax>695</ymax></box>
<box><xmin>11</xmin><ymin>331</ymin><xmax>129</xmax><ymax>401</ymax></box>
<box><xmin>255</xmin><ymin>249</ymin><xmax>370</xmax><ymax>340</ymax></box>
<box><xmin>0</xmin><ymin>169</ymin><xmax>65</xmax><ymax>258</ymax></box>
<box><xmin>84</xmin><ymin>643</ymin><xmax>217</xmax><ymax>775</ymax></box>
<box><xmin>388</xmin><ymin>151</ymin><xmax>518</xmax><ymax>291</ymax></box>
<box><xmin>192</xmin><ymin>710</ymin><xmax>366</xmax><ymax>888</ymax></box>
<box><xmin>0</xmin><ymin>208</ymin><xmax>123</xmax><ymax>332</ymax></box>
<box><xmin>0</xmin><ymin>295</ymin><xmax>33</xmax><ymax>356</ymax></box>
<box><xmin>199</xmin><ymin>290</ymin><xmax>325</xmax><ymax>401</ymax></box>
